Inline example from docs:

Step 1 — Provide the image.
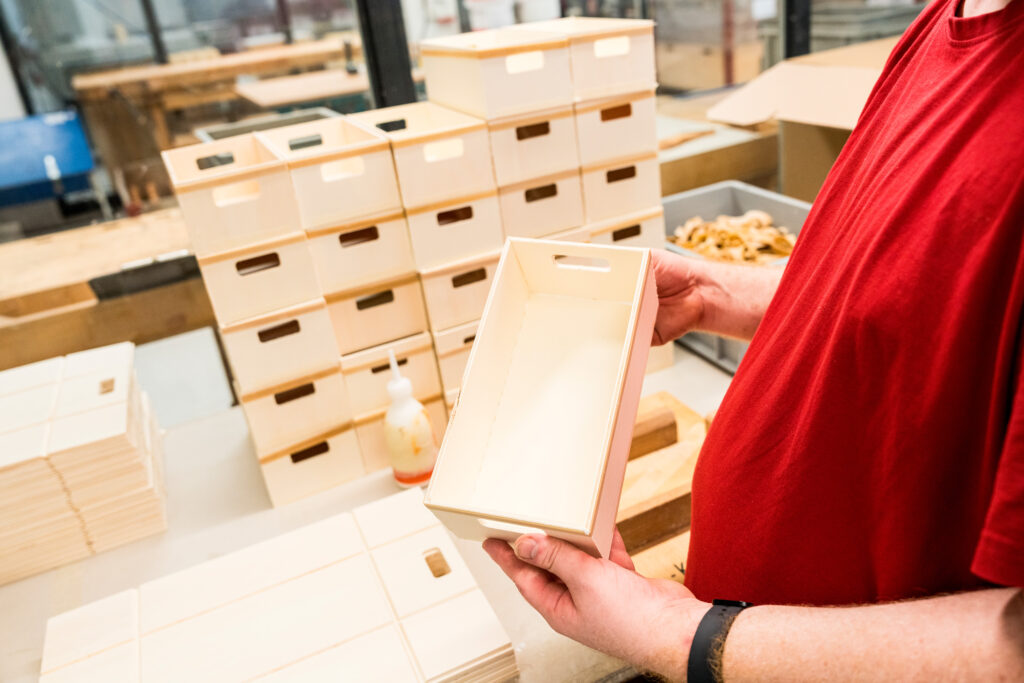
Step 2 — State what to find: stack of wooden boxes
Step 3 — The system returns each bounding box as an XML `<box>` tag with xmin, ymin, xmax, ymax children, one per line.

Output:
<box><xmin>418</xmin><ymin>17</ymin><xmax>670</xmax><ymax>398</ymax></box>
<box><xmin>39</xmin><ymin>489</ymin><xmax>517</xmax><ymax>682</ymax></box>
<box><xmin>161</xmin><ymin>17</ymin><xmax>668</xmax><ymax>507</ymax></box>
<box><xmin>347</xmin><ymin>101</ymin><xmax>504</xmax><ymax>414</ymax></box>
<box><xmin>0</xmin><ymin>343</ymin><xmax>166</xmax><ymax>585</ymax></box>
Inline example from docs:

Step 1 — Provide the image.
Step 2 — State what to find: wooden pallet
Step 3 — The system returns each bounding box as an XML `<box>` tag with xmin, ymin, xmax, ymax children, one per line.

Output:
<box><xmin>618</xmin><ymin>391</ymin><xmax>707</xmax><ymax>583</ymax></box>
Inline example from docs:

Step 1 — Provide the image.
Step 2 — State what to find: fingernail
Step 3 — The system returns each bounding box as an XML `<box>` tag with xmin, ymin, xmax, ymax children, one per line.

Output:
<box><xmin>514</xmin><ymin>537</ymin><xmax>537</xmax><ymax>560</ymax></box>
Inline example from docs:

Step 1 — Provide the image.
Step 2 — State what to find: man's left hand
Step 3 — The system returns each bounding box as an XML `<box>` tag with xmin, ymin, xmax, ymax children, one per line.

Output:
<box><xmin>483</xmin><ymin>531</ymin><xmax>709</xmax><ymax>680</ymax></box>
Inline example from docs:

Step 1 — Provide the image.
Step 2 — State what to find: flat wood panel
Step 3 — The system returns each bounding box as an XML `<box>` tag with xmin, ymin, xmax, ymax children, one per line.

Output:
<box><xmin>0</xmin><ymin>278</ymin><xmax>214</xmax><ymax>372</ymax></box>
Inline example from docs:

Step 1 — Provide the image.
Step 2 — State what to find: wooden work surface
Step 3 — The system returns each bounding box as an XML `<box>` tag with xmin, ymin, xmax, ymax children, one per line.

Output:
<box><xmin>72</xmin><ymin>39</ymin><xmax>347</xmax><ymax>97</ymax></box>
<box><xmin>236</xmin><ymin>67</ymin><xmax>424</xmax><ymax>108</ymax></box>
<box><xmin>620</xmin><ymin>391</ymin><xmax>708</xmax><ymax>583</ymax></box>
<box><xmin>0</xmin><ymin>208</ymin><xmax>212</xmax><ymax>371</ymax></box>
<box><xmin>0</xmin><ymin>208</ymin><xmax>189</xmax><ymax>301</ymax></box>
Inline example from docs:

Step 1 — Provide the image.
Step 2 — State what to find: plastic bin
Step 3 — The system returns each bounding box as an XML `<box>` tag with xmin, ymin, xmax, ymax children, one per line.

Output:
<box><xmin>662</xmin><ymin>181</ymin><xmax>811</xmax><ymax>373</ymax></box>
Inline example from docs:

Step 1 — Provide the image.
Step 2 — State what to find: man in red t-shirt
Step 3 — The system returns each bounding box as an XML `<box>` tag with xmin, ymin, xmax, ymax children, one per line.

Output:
<box><xmin>484</xmin><ymin>0</ymin><xmax>1024</xmax><ymax>678</ymax></box>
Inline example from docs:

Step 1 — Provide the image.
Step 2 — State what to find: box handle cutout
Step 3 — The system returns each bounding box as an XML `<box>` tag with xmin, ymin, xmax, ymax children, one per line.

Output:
<box><xmin>274</xmin><ymin>382</ymin><xmax>315</xmax><ymax>405</ymax></box>
<box><xmin>423</xmin><ymin>548</ymin><xmax>451</xmax><ymax>578</ymax></box>
<box><xmin>452</xmin><ymin>268</ymin><xmax>486</xmax><ymax>288</ymax></box>
<box><xmin>377</xmin><ymin>118</ymin><xmax>407</xmax><ymax>133</ymax></box>
<box><xmin>554</xmin><ymin>254</ymin><xmax>611</xmax><ymax>272</ymax></box>
<box><xmin>339</xmin><ymin>226</ymin><xmax>380</xmax><ymax>248</ymax></box>
<box><xmin>372</xmin><ymin>357</ymin><xmax>407</xmax><ymax>374</ymax></box>
<box><xmin>606</xmin><ymin>165</ymin><xmax>637</xmax><ymax>183</ymax></box>
<box><xmin>196</xmin><ymin>151</ymin><xmax>234</xmax><ymax>170</ymax></box>
<box><xmin>288</xmin><ymin>133</ymin><xmax>323</xmax><ymax>150</ymax></box>
<box><xmin>524</xmin><ymin>183</ymin><xmax>558</xmax><ymax>203</ymax></box>
<box><xmin>321</xmin><ymin>156</ymin><xmax>365</xmax><ymax>182</ymax></box>
<box><xmin>99</xmin><ymin>378</ymin><xmax>115</xmax><ymax>394</ymax></box>
<box><xmin>257</xmin><ymin>319</ymin><xmax>300</xmax><ymax>343</ymax></box>
<box><xmin>423</xmin><ymin>138</ymin><xmax>464</xmax><ymax>163</ymax></box>
<box><xmin>600</xmin><ymin>103</ymin><xmax>633</xmax><ymax>122</ymax></box>
<box><xmin>594</xmin><ymin>35</ymin><xmax>631</xmax><ymax>58</ymax></box>
<box><xmin>212</xmin><ymin>179</ymin><xmax>261</xmax><ymax>207</ymax></box>
<box><xmin>437</xmin><ymin>205</ymin><xmax>473</xmax><ymax>226</ymax></box>
<box><xmin>235</xmin><ymin>252</ymin><xmax>280</xmax><ymax>276</ymax></box>
<box><xmin>516</xmin><ymin>121</ymin><xmax>550</xmax><ymax>141</ymax></box>
<box><xmin>612</xmin><ymin>224</ymin><xmax>642</xmax><ymax>242</ymax></box>
<box><xmin>462</xmin><ymin>334</ymin><xmax>476</xmax><ymax>345</ymax></box>
<box><xmin>505</xmin><ymin>50</ymin><xmax>544</xmax><ymax>74</ymax></box>
<box><xmin>356</xmin><ymin>289</ymin><xmax>395</xmax><ymax>310</ymax></box>
<box><xmin>290</xmin><ymin>440</ymin><xmax>329</xmax><ymax>463</ymax></box>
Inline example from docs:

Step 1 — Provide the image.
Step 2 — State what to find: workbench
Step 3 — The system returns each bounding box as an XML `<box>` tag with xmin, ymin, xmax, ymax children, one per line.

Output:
<box><xmin>235</xmin><ymin>67</ymin><xmax>425</xmax><ymax>111</ymax></box>
<box><xmin>71</xmin><ymin>39</ymin><xmax>348</xmax><ymax>171</ymax></box>
<box><xmin>0</xmin><ymin>208</ymin><xmax>213</xmax><ymax>371</ymax></box>
<box><xmin>0</xmin><ymin>347</ymin><xmax>732</xmax><ymax>683</ymax></box>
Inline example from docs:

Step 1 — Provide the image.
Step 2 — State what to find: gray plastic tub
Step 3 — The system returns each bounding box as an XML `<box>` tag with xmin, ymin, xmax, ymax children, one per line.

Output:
<box><xmin>194</xmin><ymin>108</ymin><xmax>339</xmax><ymax>142</ymax></box>
<box><xmin>662</xmin><ymin>180</ymin><xmax>812</xmax><ymax>374</ymax></box>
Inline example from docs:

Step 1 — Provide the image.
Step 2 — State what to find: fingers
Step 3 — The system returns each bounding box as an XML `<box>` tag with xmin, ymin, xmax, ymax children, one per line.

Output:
<box><xmin>609</xmin><ymin>528</ymin><xmax>636</xmax><ymax>572</ymax></box>
<box><xmin>483</xmin><ymin>538</ymin><xmax>573</xmax><ymax>621</ymax></box>
<box><xmin>511</xmin><ymin>534</ymin><xmax>596</xmax><ymax>588</ymax></box>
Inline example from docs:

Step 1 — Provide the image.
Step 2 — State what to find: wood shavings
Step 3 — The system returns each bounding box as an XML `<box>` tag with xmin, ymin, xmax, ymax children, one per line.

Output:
<box><xmin>670</xmin><ymin>210</ymin><xmax>796</xmax><ymax>264</ymax></box>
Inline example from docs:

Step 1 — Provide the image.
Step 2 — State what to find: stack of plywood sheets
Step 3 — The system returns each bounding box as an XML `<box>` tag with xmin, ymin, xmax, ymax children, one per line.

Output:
<box><xmin>0</xmin><ymin>343</ymin><xmax>167</xmax><ymax>586</ymax></box>
<box><xmin>39</xmin><ymin>488</ymin><xmax>516</xmax><ymax>682</ymax></box>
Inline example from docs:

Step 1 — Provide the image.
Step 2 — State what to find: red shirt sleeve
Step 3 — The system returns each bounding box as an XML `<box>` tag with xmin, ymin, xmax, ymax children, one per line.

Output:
<box><xmin>973</xmin><ymin>365</ymin><xmax>1024</xmax><ymax>588</ymax></box>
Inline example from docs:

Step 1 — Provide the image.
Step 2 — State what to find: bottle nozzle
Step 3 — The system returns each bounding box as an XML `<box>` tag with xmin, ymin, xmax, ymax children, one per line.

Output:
<box><xmin>388</xmin><ymin>348</ymin><xmax>403</xmax><ymax>380</ymax></box>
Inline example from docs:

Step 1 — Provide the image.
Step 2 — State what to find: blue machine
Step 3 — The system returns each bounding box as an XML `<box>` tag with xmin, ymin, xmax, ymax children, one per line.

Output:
<box><xmin>0</xmin><ymin>110</ymin><xmax>95</xmax><ymax>208</ymax></box>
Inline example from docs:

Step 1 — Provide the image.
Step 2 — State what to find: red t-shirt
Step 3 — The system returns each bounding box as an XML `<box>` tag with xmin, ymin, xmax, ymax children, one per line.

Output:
<box><xmin>686</xmin><ymin>0</ymin><xmax>1024</xmax><ymax>605</ymax></box>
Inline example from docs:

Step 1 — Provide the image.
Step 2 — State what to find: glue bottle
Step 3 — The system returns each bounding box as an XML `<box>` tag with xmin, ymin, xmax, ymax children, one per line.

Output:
<box><xmin>384</xmin><ymin>349</ymin><xmax>439</xmax><ymax>487</ymax></box>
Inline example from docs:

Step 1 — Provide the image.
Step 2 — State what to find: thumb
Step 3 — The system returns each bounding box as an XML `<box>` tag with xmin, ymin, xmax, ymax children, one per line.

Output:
<box><xmin>513</xmin><ymin>534</ymin><xmax>595</xmax><ymax>586</ymax></box>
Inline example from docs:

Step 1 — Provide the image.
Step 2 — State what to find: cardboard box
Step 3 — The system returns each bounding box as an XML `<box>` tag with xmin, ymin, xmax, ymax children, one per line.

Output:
<box><xmin>707</xmin><ymin>36</ymin><xmax>898</xmax><ymax>201</ymax></box>
<box><xmin>425</xmin><ymin>238</ymin><xmax>657</xmax><ymax>558</ymax></box>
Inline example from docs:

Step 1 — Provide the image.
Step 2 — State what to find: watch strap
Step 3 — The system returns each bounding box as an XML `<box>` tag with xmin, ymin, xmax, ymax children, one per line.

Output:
<box><xmin>687</xmin><ymin>599</ymin><xmax>752</xmax><ymax>683</ymax></box>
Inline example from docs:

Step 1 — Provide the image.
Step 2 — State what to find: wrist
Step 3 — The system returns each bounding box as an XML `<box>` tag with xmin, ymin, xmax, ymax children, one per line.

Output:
<box><xmin>641</xmin><ymin>597</ymin><xmax>711</xmax><ymax>681</ymax></box>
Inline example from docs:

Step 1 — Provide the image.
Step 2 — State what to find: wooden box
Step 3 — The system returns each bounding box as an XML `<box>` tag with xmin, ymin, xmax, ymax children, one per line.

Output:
<box><xmin>498</xmin><ymin>169</ymin><xmax>584</xmax><ymax>239</ymax></box>
<box><xmin>256</xmin><ymin>117</ymin><xmax>401</xmax><ymax>231</ymax></box>
<box><xmin>516</xmin><ymin>17</ymin><xmax>656</xmax><ymax>101</ymax></box>
<box><xmin>306</xmin><ymin>210</ymin><xmax>415</xmax><ymax>295</ymax></box>
<box><xmin>355</xmin><ymin>397</ymin><xmax>448</xmax><ymax>474</ymax></box>
<box><xmin>340</xmin><ymin>331</ymin><xmax>442</xmax><ymax>417</ymax></box>
<box><xmin>424</xmin><ymin>239</ymin><xmax>657</xmax><ymax>558</ymax></box>
<box><xmin>580</xmin><ymin>152</ymin><xmax>660</xmax><ymax>223</ymax></box>
<box><xmin>259</xmin><ymin>425</ymin><xmax>364</xmax><ymax>506</ymax></box>
<box><xmin>586</xmin><ymin>206</ymin><xmax>665</xmax><ymax>249</ymax></box>
<box><xmin>575</xmin><ymin>89</ymin><xmax>657</xmax><ymax>167</ymax></box>
<box><xmin>324</xmin><ymin>273</ymin><xmax>429</xmax><ymax>356</ymax></box>
<box><xmin>406</xmin><ymin>190</ymin><xmax>505</xmax><ymax>271</ymax></box>
<box><xmin>240</xmin><ymin>367</ymin><xmax>352</xmax><ymax>457</ymax></box>
<box><xmin>420</xmin><ymin>29</ymin><xmax>572</xmax><ymax>120</ymax></box>
<box><xmin>348</xmin><ymin>102</ymin><xmax>494</xmax><ymax>210</ymax></box>
<box><xmin>219</xmin><ymin>299</ymin><xmax>340</xmax><ymax>396</ymax></box>
<box><xmin>197</xmin><ymin>233</ymin><xmax>321</xmax><ymax>327</ymax></box>
<box><xmin>488</xmin><ymin>106</ymin><xmax>579</xmax><ymax>186</ymax></box>
<box><xmin>420</xmin><ymin>251</ymin><xmax>501</xmax><ymax>332</ymax></box>
<box><xmin>161</xmin><ymin>135</ymin><xmax>299</xmax><ymax>258</ymax></box>
<box><xmin>432</xmin><ymin>319</ymin><xmax>479</xmax><ymax>393</ymax></box>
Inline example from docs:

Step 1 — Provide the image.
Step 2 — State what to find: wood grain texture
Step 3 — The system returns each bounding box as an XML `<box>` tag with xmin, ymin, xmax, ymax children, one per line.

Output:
<box><xmin>618</xmin><ymin>392</ymin><xmax>706</xmax><ymax>563</ymax></box>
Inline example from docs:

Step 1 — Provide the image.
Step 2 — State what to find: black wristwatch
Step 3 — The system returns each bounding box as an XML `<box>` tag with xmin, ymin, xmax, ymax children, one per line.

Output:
<box><xmin>687</xmin><ymin>599</ymin><xmax>753</xmax><ymax>683</ymax></box>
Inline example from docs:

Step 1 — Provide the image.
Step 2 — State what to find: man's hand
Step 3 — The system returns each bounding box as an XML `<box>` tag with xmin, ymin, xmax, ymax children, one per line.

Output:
<box><xmin>651</xmin><ymin>249</ymin><xmax>707</xmax><ymax>345</ymax></box>
<box><xmin>483</xmin><ymin>531</ymin><xmax>709</xmax><ymax>680</ymax></box>
<box><xmin>650</xmin><ymin>249</ymin><xmax>784</xmax><ymax>343</ymax></box>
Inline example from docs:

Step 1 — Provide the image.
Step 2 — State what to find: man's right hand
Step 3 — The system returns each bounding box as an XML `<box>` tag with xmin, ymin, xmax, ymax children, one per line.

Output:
<box><xmin>649</xmin><ymin>248</ymin><xmax>786</xmax><ymax>344</ymax></box>
<box><xmin>651</xmin><ymin>249</ymin><xmax>707</xmax><ymax>345</ymax></box>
